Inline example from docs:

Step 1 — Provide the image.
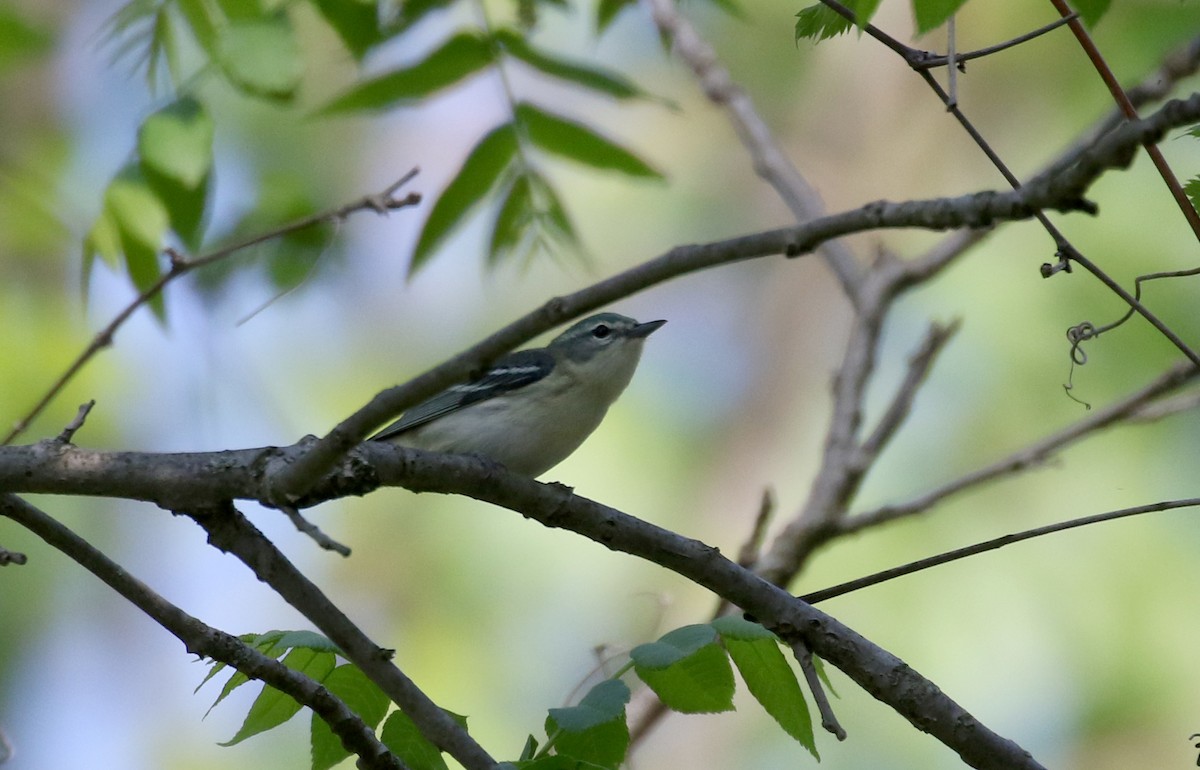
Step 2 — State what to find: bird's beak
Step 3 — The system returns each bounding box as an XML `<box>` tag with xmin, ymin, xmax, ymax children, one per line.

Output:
<box><xmin>629</xmin><ymin>319</ymin><xmax>667</xmax><ymax>339</ymax></box>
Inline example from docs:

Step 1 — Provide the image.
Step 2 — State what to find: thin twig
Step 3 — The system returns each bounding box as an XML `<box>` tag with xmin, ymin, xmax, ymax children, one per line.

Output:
<box><xmin>902</xmin><ymin>33</ymin><xmax>1200</xmax><ymax>287</ymax></box>
<box><xmin>913</xmin><ymin>14</ymin><xmax>1079</xmax><ymax>70</ymax></box>
<box><xmin>1048</xmin><ymin>0</ymin><xmax>1200</xmax><ymax>243</ymax></box>
<box><xmin>792</xmin><ymin>641</ymin><xmax>846</xmax><ymax>740</ymax></box>
<box><xmin>801</xmin><ymin>497</ymin><xmax>1200</xmax><ymax>605</ymax></box>
<box><xmin>281</xmin><ymin>505</ymin><xmax>351</xmax><ymax>556</ymax></box>
<box><xmin>858</xmin><ymin>319</ymin><xmax>961</xmax><ymax>461</ymax></box>
<box><xmin>1</xmin><ymin>171</ymin><xmax>422</xmax><ymax>447</ymax></box>
<box><xmin>819</xmin><ymin>0</ymin><xmax>1200</xmax><ymax>369</ymax></box>
<box><xmin>644</xmin><ymin>0</ymin><xmax>862</xmax><ymax>301</ymax></box>
<box><xmin>840</xmin><ymin>361</ymin><xmax>1198</xmax><ymax>537</ymax></box>
<box><xmin>55</xmin><ymin>400</ymin><xmax>95</xmax><ymax>444</ymax></box>
<box><xmin>0</xmin><ymin>546</ymin><xmax>27</xmax><ymax>566</ymax></box>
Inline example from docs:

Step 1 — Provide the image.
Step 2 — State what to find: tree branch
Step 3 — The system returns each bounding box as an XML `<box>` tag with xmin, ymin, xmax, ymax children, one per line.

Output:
<box><xmin>362</xmin><ymin>449</ymin><xmax>1044</xmax><ymax>770</ymax></box>
<box><xmin>0</xmin><ymin>493</ymin><xmax>403</xmax><ymax>770</ymax></box>
<box><xmin>264</xmin><ymin>91</ymin><xmax>1200</xmax><ymax>506</ymax></box>
<box><xmin>182</xmin><ymin>502</ymin><xmax>496</xmax><ymax>770</ymax></box>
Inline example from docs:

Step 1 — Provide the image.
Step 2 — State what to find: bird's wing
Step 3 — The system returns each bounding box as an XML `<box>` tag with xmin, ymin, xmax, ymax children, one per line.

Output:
<box><xmin>370</xmin><ymin>349</ymin><xmax>555</xmax><ymax>441</ymax></box>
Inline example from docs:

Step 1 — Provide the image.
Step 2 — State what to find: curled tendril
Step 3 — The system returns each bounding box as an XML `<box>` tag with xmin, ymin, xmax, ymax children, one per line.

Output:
<box><xmin>1066</xmin><ymin>321</ymin><xmax>1098</xmax><ymax>365</ymax></box>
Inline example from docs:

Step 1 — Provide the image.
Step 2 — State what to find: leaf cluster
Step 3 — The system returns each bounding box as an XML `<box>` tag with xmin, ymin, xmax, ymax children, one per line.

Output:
<box><xmin>204</xmin><ymin>619</ymin><xmax>821</xmax><ymax>770</ymax></box>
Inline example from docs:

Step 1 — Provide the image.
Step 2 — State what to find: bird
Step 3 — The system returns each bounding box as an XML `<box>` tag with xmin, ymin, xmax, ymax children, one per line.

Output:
<box><xmin>371</xmin><ymin>312</ymin><xmax>666</xmax><ymax>477</ymax></box>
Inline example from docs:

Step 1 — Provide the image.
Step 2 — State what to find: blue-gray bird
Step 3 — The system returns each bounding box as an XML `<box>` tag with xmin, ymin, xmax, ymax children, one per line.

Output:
<box><xmin>371</xmin><ymin>313</ymin><xmax>666</xmax><ymax>476</ymax></box>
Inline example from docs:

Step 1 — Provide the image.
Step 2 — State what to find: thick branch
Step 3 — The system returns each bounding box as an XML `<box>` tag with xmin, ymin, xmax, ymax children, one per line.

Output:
<box><xmin>362</xmin><ymin>449</ymin><xmax>1044</xmax><ymax>770</ymax></box>
<box><xmin>0</xmin><ymin>494</ymin><xmax>402</xmax><ymax>770</ymax></box>
<box><xmin>265</xmin><ymin>92</ymin><xmax>1200</xmax><ymax>506</ymax></box>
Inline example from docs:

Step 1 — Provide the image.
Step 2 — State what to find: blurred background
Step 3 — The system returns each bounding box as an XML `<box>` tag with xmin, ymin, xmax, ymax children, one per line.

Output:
<box><xmin>3</xmin><ymin>0</ymin><xmax>1200</xmax><ymax>768</ymax></box>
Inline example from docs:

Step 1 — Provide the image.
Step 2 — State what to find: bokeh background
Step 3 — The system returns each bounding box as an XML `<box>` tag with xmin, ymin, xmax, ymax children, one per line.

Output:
<box><xmin>3</xmin><ymin>0</ymin><xmax>1200</xmax><ymax>768</ymax></box>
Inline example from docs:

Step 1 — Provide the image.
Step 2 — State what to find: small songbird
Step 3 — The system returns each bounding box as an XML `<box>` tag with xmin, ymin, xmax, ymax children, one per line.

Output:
<box><xmin>371</xmin><ymin>312</ymin><xmax>666</xmax><ymax>477</ymax></box>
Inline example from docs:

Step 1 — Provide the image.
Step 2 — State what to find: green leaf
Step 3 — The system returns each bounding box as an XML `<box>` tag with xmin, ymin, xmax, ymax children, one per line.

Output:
<box><xmin>310</xmin><ymin>0</ymin><xmax>389</xmax><ymax>60</ymax></box>
<box><xmin>547</xmin><ymin>679</ymin><xmax>630</xmax><ymax>732</ymax></box>
<box><xmin>488</xmin><ymin>172</ymin><xmax>532</xmax><ymax>266</ymax></box>
<box><xmin>410</xmin><ymin>122</ymin><xmax>518</xmax><ymax>274</ymax></box>
<box><xmin>595</xmin><ymin>0</ymin><xmax>636</xmax><ymax>35</ymax></box>
<box><xmin>217</xmin><ymin>13</ymin><xmax>303</xmax><ymax>100</ymax></box>
<box><xmin>544</xmin><ymin>712</ymin><xmax>629</xmax><ymax>768</ymax></box>
<box><xmin>795</xmin><ymin>0</ymin><xmax>881</xmax><ymax>42</ymax></box>
<box><xmin>912</xmin><ymin>0</ymin><xmax>970</xmax><ymax>34</ymax></box>
<box><xmin>319</xmin><ymin>32</ymin><xmax>494</xmax><ymax>114</ymax></box>
<box><xmin>177</xmin><ymin>0</ymin><xmax>222</xmax><ymax>54</ymax></box>
<box><xmin>220</xmin><ymin>648</ymin><xmax>337</xmax><ymax>746</ymax></box>
<box><xmin>84</xmin><ymin>207</ymin><xmax>122</xmax><ymax>274</ymax></box>
<box><xmin>494</xmin><ymin>28</ymin><xmax>643</xmax><ymax>101</ymax></box>
<box><xmin>144</xmin><ymin>164</ymin><xmax>209</xmax><ymax>250</ymax></box>
<box><xmin>795</xmin><ymin>5</ymin><xmax>851</xmax><ymax>43</ymax></box>
<box><xmin>710</xmin><ymin>615</ymin><xmax>776</xmax><ymax>641</ymax></box>
<box><xmin>529</xmin><ymin>173</ymin><xmax>577</xmax><ymax>245</ymax></box>
<box><xmin>631</xmin><ymin>625</ymin><xmax>735</xmax><ymax>714</ymax></box>
<box><xmin>1184</xmin><ymin>176</ymin><xmax>1200</xmax><ymax>217</ymax></box>
<box><xmin>544</xmin><ymin>680</ymin><xmax>631</xmax><ymax>768</ymax></box>
<box><xmin>1068</xmin><ymin>0</ymin><xmax>1111</xmax><ymax>27</ymax></box>
<box><xmin>0</xmin><ymin>5</ymin><xmax>53</xmax><ymax>69</ymax></box>
<box><xmin>720</xmin><ymin>632</ymin><xmax>816</xmax><ymax>757</ymax></box>
<box><xmin>310</xmin><ymin>664</ymin><xmax>391</xmax><ymax>770</ymax></box>
<box><xmin>515</xmin><ymin>102</ymin><xmax>660</xmax><ymax>178</ymax></box>
<box><xmin>630</xmin><ymin>624</ymin><xmax>718</xmax><ymax>668</ymax></box>
<box><xmin>138</xmin><ymin>97</ymin><xmax>214</xmax><ymax>189</ymax></box>
<box><xmin>380</xmin><ymin>710</ymin><xmax>468</xmax><ymax>770</ymax></box>
<box><xmin>100</xmin><ymin>166</ymin><xmax>170</xmax><ymax>317</ymax></box>
<box><xmin>393</xmin><ymin>0</ymin><xmax>457</xmax><ymax>34</ymax></box>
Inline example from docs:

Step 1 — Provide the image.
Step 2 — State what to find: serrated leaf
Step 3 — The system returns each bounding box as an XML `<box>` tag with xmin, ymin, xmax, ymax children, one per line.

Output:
<box><xmin>547</xmin><ymin>679</ymin><xmax>630</xmax><ymax>733</ymax></box>
<box><xmin>138</xmin><ymin>97</ymin><xmax>214</xmax><ymax>189</ymax></box>
<box><xmin>631</xmin><ymin>625</ymin><xmax>734</xmax><ymax>714</ymax></box>
<box><xmin>795</xmin><ymin>0</ymin><xmax>880</xmax><ymax>42</ymax></box>
<box><xmin>380</xmin><ymin>710</ymin><xmax>469</xmax><ymax>770</ymax></box>
<box><xmin>220</xmin><ymin>648</ymin><xmax>337</xmax><ymax>746</ymax></box>
<box><xmin>1069</xmin><ymin>0</ymin><xmax>1111</xmax><ymax>27</ymax></box>
<box><xmin>515</xmin><ymin>102</ymin><xmax>660</xmax><ymax>178</ymax></box>
<box><xmin>1184</xmin><ymin>176</ymin><xmax>1200</xmax><ymax>216</ymax></box>
<box><xmin>217</xmin><ymin>13</ymin><xmax>302</xmax><ymax>100</ymax></box>
<box><xmin>634</xmin><ymin>642</ymin><xmax>735</xmax><ymax>714</ymax></box>
<box><xmin>494</xmin><ymin>28</ymin><xmax>642</xmax><ymax>101</ymax></box>
<box><xmin>795</xmin><ymin>5</ymin><xmax>851</xmax><ymax>43</ymax></box>
<box><xmin>319</xmin><ymin>32</ymin><xmax>493</xmax><ymax>114</ymax></box>
<box><xmin>629</xmin><ymin>624</ymin><xmax>718</xmax><ymax>669</ymax></box>
<box><xmin>544</xmin><ymin>711</ymin><xmax>629</xmax><ymax>768</ymax></box>
<box><xmin>410</xmin><ymin>122</ymin><xmax>518</xmax><ymax>274</ymax></box>
<box><xmin>310</xmin><ymin>664</ymin><xmax>391</xmax><ymax>770</ymax></box>
<box><xmin>723</xmin><ymin>637</ymin><xmax>816</xmax><ymax>757</ymax></box>
<box><xmin>912</xmin><ymin>0</ymin><xmax>970</xmax><ymax>34</ymax></box>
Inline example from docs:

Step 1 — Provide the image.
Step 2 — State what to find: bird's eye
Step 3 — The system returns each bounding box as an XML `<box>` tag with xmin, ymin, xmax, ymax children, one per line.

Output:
<box><xmin>591</xmin><ymin>324</ymin><xmax>611</xmax><ymax>339</ymax></box>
